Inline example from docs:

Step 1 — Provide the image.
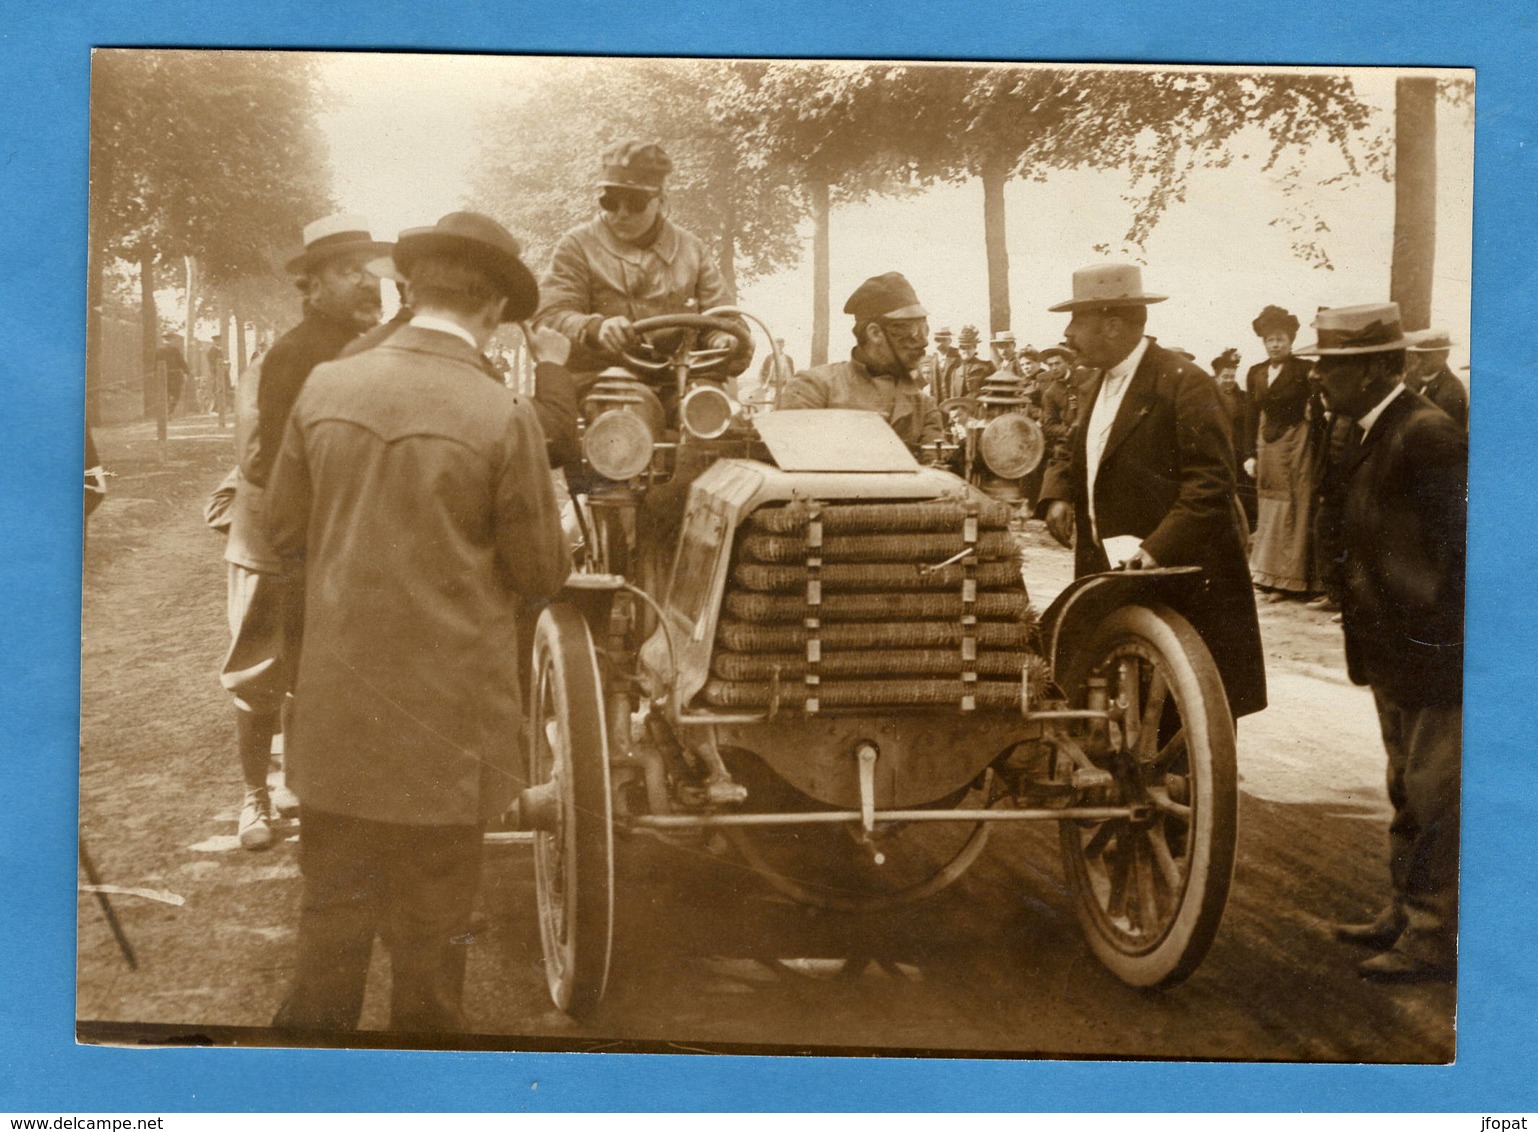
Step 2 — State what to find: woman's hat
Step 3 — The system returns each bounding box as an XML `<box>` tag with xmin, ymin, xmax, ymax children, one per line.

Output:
<box><xmin>1294</xmin><ymin>303</ymin><xmax>1409</xmax><ymax>356</ymax></box>
<box><xmin>392</xmin><ymin>211</ymin><xmax>539</xmax><ymax>323</ymax></box>
<box><xmin>1047</xmin><ymin>264</ymin><xmax>1167</xmax><ymax>313</ymax></box>
<box><xmin>284</xmin><ymin>213</ymin><xmax>394</xmax><ymax>276</ymax></box>
<box><xmin>1211</xmin><ymin>348</ymin><xmax>1241</xmax><ymax>372</ymax></box>
<box><xmin>1251</xmin><ymin>305</ymin><xmax>1300</xmax><ymax>339</ymax></box>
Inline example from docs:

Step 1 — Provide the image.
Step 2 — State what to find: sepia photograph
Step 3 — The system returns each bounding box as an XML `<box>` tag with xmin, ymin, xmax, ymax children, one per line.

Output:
<box><xmin>77</xmin><ymin>50</ymin><xmax>1472</xmax><ymax>1062</ymax></box>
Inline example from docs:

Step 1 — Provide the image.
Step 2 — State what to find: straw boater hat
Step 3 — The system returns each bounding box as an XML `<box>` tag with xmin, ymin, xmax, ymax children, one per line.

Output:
<box><xmin>991</xmin><ymin>330</ymin><xmax>1016</xmax><ymax>345</ymax></box>
<box><xmin>1039</xmin><ymin>344</ymin><xmax>1076</xmax><ymax>363</ymax></box>
<box><xmin>958</xmin><ymin>325</ymin><xmax>981</xmax><ymax>347</ymax></box>
<box><xmin>934</xmin><ymin>326</ymin><xmax>954</xmax><ymax>340</ymax></box>
<box><xmin>392</xmin><ymin>211</ymin><xmax>540</xmax><ymax>323</ymax></box>
<box><xmin>1251</xmin><ymin>305</ymin><xmax>1301</xmax><ymax>339</ymax></box>
<box><xmin>1293</xmin><ymin>303</ymin><xmax>1410</xmax><ymax>357</ymax></box>
<box><xmin>1406</xmin><ymin>328</ymin><xmax>1454</xmax><ymax>353</ymax></box>
<box><xmin>284</xmin><ymin>213</ymin><xmax>393</xmax><ymax>276</ymax></box>
<box><xmin>1047</xmin><ymin>264</ymin><xmax>1167</xmax><ymax>313</ymax></box>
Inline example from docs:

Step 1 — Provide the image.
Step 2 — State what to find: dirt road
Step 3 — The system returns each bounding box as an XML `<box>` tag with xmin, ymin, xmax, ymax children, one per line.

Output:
<box><xmin>77</xmin><ymin>417</ymin><xmax>1454</xmax><ymax>1061</ymax></box>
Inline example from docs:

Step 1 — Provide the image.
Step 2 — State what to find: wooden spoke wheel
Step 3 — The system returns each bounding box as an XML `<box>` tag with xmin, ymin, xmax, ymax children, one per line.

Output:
<box><xmin>1058</xmin><ymin>604</ymin><xmax>1237</xmax><ymax>988</ymax></box>
<box><xmin>528</xmin><ymin>605</ymin><xmax>614</xmax><ymax>1018</ymax></box>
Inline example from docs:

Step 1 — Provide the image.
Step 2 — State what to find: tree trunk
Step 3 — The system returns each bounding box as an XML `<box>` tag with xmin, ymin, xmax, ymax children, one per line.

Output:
<box><xmin>981</xmin><ymin>163</ymin><xmax>1011</xmax><ymax>335</ymax></box>
<box><xmin>183</xmin><ymin>256</ymin><xmax>198</xmax><ymax>413</ymax></box>
<box><xmin>1390</xmin><ymin>76</ymin><xmax>1437</xmax><ymax>331</ymax></box>
<box><xmin>810</xmin><ymin>178</ymin><xmax>830</xmax><ymax>367</ymax></box>
<box><xmin>86</xmin><ymin>237</ymin><xmax>104</xmax><ymax>429</ymax></box>
<box><xmin>718</xmin><ymin>193</ymin><xmax>738</xmax><ymax>299</ymax></box>
<box><xmin>139</xmin><ymin>249</ymin><xmax>158</xmax><ymax>419</ymax></box>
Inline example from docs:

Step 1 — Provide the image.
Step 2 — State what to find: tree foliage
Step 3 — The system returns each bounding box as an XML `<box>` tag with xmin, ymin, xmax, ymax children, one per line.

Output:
<box><xmin>91</xmin><ymin>49</ymin><xmax>335</xmax><ymax>285</ymax></box>
<box><xmin>468</xmin><ymin>59</ymin><xmax>802</xmax><ymax>288</ymax></box>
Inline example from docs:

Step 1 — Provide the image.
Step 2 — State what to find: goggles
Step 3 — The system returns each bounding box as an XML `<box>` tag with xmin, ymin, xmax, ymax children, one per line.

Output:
<box><xmin>879</xmin><ymin>317</ymin><xmax>929</xmax><ymax>347</ymax></box>
<box><xmin>599</xmin><ymin>189</ymin><xmax>658</xmax><ymax>215</ymax></box>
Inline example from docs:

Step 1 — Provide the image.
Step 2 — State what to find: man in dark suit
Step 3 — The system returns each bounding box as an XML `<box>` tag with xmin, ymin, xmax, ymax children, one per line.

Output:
<box><xmin>1037</xmin><ymin>264</ymin><xmax>1265</xmax><ymax>720</ymax></box>
<box><xmin>1300</xmin><ymin>303</ymin><xmax>1466</xmax><ymax>984</ymax></box>
<box><xmin>1404</xmin><ymin>328</ymin><xmax>1470</xmax><ymax>432</ymax></box>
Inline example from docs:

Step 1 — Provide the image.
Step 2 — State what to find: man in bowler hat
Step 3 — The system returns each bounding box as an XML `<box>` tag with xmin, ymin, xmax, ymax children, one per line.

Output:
<box><xmin>1300</xmin><ymin>303</ymin><xmax>1465</xmax><ymax>983</ymax></box>
<box><xmin>266</xmin><ymin>212</ymin><xmax>571</xmax><ymax>1030</ymax></box>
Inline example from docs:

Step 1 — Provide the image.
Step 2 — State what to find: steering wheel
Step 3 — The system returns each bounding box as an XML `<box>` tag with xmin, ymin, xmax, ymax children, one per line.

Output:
<box><xmin>619</xmin><ymin>314</ymin><xmax>753</xmax><ymax>382</ymax></box>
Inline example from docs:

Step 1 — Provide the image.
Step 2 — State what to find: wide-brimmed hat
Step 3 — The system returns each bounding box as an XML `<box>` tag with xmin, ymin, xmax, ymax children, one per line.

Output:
<box><xmin>1048</xmin><ymin>264</ymin><xmax>1167</xmax><ymax>313</ymax></box>
<box><xmin>933</xmin><ymin>326</ymin><xmax>954</xmax><ymax>340</ymax></box>
<box><xmin>958</xmin><ymin>325</ymin><xmax>981</xmax><ymax>347</ymax></box>
<box><xmin>990</xmin><ymin>330</ymin><xmax>1016</xmax><ymax>344</ymax></box>
<box><xmin>392</xmin><ymin>211</ymin><xmax>539</xmax><ymax>323</ymax></box>
<box><xmin>1407</xmin><ymin>328</ymin><xmax>1454</xmax><ymax>353</ymax></box>
<box><xmin>844</xmin><ymin>272</ymin><xmax>928</xmax><ymax>323</ymax></box>
<box><xmin>1294</xmin><ymin>303</ymin><xmax>1409</xmax><ymax>357</ymax></box>
<box><xmin>1251</xmin><ymin>305</ymin><xmax>1300</xmax><ymax>339</ymax></box>
<box><xmin>1039</xmin><ymin>344</ymin><xmax>1076</xmax><ymax>363</ymax></box>
<box><xmin>597</xmin><ymin>140</ymin><xmax>672</xmax><ymax>191</ymax></box>
<box><xmin>284</xmin><ymin>213</ymin><xmax>394</xmax><ymax>276</ymax></box>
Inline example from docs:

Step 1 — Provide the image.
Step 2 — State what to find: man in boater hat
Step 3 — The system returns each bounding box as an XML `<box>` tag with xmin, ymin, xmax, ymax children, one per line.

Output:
<box><xmin>1037</xmin><ymin>263</ymin><xmax>1264</xmax><ymax>721</ymax></box>
<box><xmin>1299</xmin><ymin>303</ymin><xmax>1465</xmax><ymax>983</ymax></box>
<box><xmin>219</xmin><ymin>213</ymin><xmax>392</xmax><ymax>851</ymax></box>
<box><xmin>266</xmin><ymin>212</ymin><xmax>571</xmax><ymax>1030</ymax></box>
<box><xmin>780</xmin><ymin>271</ymin><xmax>945</xmax><ymax>453</ymax></box>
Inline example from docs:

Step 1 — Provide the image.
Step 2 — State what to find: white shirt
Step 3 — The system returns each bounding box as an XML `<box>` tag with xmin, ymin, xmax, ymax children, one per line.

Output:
<box><xmin>1084</xmin><ymin>335</ymin><xmax>1151</xmax><ymax>543</ymax></box>
<box><xmin>1356</xmin><ymin>382</ymin><xmax>1407</xmax><ymax>438</ymax></box>
<box><xmin>408</xmin><ymin>313</ymin><xmax>479</xmax><ymax>352</ymax></box>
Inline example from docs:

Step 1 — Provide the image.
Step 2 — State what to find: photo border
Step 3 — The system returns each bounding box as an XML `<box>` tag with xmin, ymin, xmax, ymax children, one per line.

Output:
<box><xmin>4</xmin><ymin>0</ymin><xmax>1532</xmax><ymax>1111</ymax></box>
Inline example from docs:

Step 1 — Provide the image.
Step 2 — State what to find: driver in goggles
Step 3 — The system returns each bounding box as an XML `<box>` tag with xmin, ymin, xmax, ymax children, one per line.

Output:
<box><xmin>534</xmin><ymin>139</ymin><xmax>746</xmax><ymax>382</ymax></box>
<box><xmin>780</xmin><ymin>272</ymin><xmax>946</xmax><ymax>455</ymax></box>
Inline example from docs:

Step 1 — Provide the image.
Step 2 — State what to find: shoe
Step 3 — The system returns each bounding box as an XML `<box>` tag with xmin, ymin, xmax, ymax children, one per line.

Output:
<box><xmin>1358</xmin><ymin>948</ymin><xmax>1455</xmax><ymax>984</ymax></box>
<box><xmin>1305</xmin><ymin>594</ymin><xmax>1332</xmax><ymax>608</ymax></box>
<box><xmin>1333</xmin><ymin>909</ymin><xmax>1405</xmax><ymax>950</ymax></box>
<box><xmin>1260</xmin><ymin>590</ymin><xmax>1290</xmax><ymax>604</ymax></box>
<box><xmin>270</xmin><ymin>781</ymin><xmax>301</xmax><ymax>818</ymax></box>
<box><xmin>238</xmin><ymin>788</ymin><xmax>275</xmax><ymax>850</ymax></box>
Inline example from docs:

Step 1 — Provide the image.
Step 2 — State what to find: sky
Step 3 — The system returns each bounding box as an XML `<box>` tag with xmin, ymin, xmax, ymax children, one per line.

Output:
<box><xmin>317</xmin><ymin>54</ymin><xmax>1475</xmax><ymax>374</ymax></box>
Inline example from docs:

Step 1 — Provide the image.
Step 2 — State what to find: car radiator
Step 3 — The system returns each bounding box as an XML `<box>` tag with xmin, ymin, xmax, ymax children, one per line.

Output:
<box><xmin>702</xmin><ymin>496</ymin><xmax>1046</xmax><ymax>712</ymax></box>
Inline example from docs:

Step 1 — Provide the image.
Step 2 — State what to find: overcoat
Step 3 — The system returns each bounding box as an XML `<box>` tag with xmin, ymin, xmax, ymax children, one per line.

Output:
<box><xmin>780</xmin><ymin>352</ymin><xmax>946</xmax><ymax>449</ymax></box>
<box><xmin>1039</xmin><ymin>340</ymin><xmax>1266</xmax><ymax>718</ymax></box>
<box><xmin>535</xmin><ymin>216</ymin><xmax>735</xmax><ymax>372</ymax></box>
<box><xmin>266</xmin><ymin>326</ymin><xmax>572</xmax><ymax>826</ymax></box>
<box><xmin>1418</xmin><ymin>365</ymin><xmax>1470</xmax><ymax>432</ymax></box>
<box><xmin>1338</xmin><ymin>389</ymin><xmax>1466</xmax><ymax>707</ymax></box>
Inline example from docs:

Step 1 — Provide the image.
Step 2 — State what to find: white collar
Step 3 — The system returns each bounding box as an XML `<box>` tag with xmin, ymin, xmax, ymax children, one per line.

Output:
<box><xmin>409</xmin><ymin>313</ymin><xmax>480</xmax><ymax>351</ymax></box>
<box><xmin>1356</xmin><ymin>382</ymin><xmax>1407</xmax><ymax>436</ymax></box>
<box><xmin>1104</xmin><ymin>336</ymin><xmax>1151</xmax><ymax>387</ymax></box>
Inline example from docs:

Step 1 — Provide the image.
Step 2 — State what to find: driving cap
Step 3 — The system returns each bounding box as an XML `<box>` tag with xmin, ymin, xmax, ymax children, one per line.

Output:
<box><xmin>392</xmin><ymin>211</ymin><xmax>540</xmax><ymax>323</ymax></box>
<box><xmin>844</xmin><ymin>272</ymin><xmax>927</xmax><ymax>322</ymax></box>
<box><xmin>598</xmin><ymin>140</ymin><xmax>672</xmax><ymax>191</ymax></box>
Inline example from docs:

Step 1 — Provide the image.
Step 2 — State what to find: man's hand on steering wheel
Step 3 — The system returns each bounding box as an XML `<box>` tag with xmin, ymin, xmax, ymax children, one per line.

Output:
<box><xmin>596</xmin><ymin>315</ymin><xmax>638</xmax><ymax>355</ymax></box>
<box><xmin>702</xmin><ymin>329</ymin><xmax>739</xmax><ymax>354</ymax></box>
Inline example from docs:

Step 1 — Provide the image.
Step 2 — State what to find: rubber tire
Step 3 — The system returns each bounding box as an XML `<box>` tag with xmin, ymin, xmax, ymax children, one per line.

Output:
<box><xmin>1057</xmin><ymin>603</ymin><xmax>1237</xmax><ymax>989</ymax></box>
<box><xmin>529</xmin><ymin>604</ymin><xmax>614</xmax><ymax>1018</ymax></box>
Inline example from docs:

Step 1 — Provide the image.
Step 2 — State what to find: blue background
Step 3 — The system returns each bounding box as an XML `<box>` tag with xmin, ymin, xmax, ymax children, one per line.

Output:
<box><xmin>3</xmin><ymin>0</ymin><xmax>1533</xmax><ymax>1112</ymax></box>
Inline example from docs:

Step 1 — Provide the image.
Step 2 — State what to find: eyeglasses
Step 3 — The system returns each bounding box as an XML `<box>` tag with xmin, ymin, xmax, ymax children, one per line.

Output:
<box><xmin>599</xmin><ymin>189</ymin><xmax>657</xmax><ymax>215</ymax></box>
<box><xmin>321</xmin><ymin>258</ymin><xmax>379</xmax><ymax>284</ymax></box>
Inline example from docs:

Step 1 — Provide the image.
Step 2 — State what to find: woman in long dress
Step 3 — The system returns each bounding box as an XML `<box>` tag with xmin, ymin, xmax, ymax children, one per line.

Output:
<box><xmin>1245</xmin><ymin>305</ymin><xmax>1325</xmax><ymax>600</ymax></box>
